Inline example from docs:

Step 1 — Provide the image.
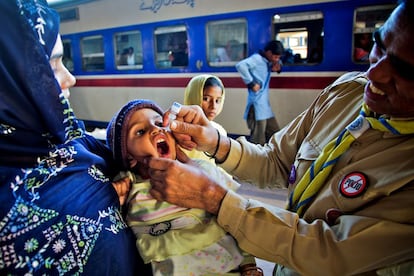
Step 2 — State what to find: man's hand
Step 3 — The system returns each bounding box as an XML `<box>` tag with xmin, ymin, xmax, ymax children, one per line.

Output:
<box><xmin>146</xmin><ymin>149</ymin><xmax>227</xmax><ymax>215</ymax></box>
<box><xmin>251</xmin><ymin>83</ymin><xmax>261</xmax><ymax>92</ymax></box>
<box><xmin>164</xmin><ymin>105</ymin><xmax>219</xmax><ymax>153</ymax></box>
<box><xmin>271</xmin><ymin>60</ymin><xmax>282</xmax><ymax>73</ymax></box>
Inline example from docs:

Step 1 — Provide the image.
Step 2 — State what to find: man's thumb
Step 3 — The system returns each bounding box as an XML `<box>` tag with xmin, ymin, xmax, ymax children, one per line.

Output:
<box><xmin>176</xmin><ymin>146</ymin><xmax>191</xmax><ymax>163</ymax></box>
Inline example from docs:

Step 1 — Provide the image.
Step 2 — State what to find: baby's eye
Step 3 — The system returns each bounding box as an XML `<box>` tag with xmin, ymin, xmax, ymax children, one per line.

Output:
<box><xmin>155</xmin><ymin>121</ymin><xmax>163</xmax><ymax>127</ymax></box>
<box><xmin>135</xmin><ymin>129</ymin><xmax>145</xmax><ymax>136</ymax></box>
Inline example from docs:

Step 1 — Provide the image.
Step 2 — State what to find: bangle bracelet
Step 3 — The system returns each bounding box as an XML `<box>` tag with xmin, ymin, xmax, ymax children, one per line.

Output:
<box><xmin>204</xmin><ymin>129</ymin><xmax>220</xmax><ymax>159</ymax></box>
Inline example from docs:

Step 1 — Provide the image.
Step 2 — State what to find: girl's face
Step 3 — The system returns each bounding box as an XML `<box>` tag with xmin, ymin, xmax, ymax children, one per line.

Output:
<box><xmin>201</xmin><ymin>85</ymin><xmax>223</xmax><ymax>121</ymax></box>
<box><xmin>126</xmin><ymin>108</ymin><xmax>176</xmax><ymax>169</ymax></box>
<box><xmin>49</xmin><ymin>35</ymin><xmax>76</xmax><ymax>99</ymax></box>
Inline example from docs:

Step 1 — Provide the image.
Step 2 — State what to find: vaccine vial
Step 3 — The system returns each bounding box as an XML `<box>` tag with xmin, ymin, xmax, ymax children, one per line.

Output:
<box><xmin>165</xmin><ymin>102</ymin><xmax>181</xmax><ymax>130</ymax></box>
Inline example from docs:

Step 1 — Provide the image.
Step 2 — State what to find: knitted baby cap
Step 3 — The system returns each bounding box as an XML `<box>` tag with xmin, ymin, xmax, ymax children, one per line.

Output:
<box><xmin>106</xmin><ymin>99</ymin><xmax>164</xmax><ymax>168</ymax></box>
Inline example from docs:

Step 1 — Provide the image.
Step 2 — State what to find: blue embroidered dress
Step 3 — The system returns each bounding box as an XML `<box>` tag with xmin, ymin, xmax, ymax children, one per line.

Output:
<box><xmin>0</xmin><ymin>0</ymin><xmax>142</xmax><ymax>274</ymax></box>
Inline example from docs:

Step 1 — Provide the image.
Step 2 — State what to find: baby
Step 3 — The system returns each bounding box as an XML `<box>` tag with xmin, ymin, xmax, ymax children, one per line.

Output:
<box><xmin>107</xmin><ymin>99</ymin><xmax>262</xmax><ymax>275</ymax></box>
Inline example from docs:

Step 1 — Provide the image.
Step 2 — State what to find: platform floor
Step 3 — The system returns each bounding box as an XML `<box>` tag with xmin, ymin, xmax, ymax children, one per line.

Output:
<box><xmin>237</xmin><ymin>182</ymin><xmax>288</xmax><ymax>276</ymax></box>
<box><xmin>237</xmin><ymin>182</ymin><xmax>288</xmax><ymax>208</ymax></box>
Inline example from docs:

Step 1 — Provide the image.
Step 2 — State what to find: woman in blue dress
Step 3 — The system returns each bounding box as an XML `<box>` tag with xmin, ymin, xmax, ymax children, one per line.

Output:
<box><xmin>0</xmin><ymin>0</ymin><xmax>150</xmax><ymax>274</ymax></box>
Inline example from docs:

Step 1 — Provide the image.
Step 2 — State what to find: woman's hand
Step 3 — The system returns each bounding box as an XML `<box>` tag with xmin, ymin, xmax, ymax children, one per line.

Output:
<box><xmin>112</xmin><ymin>176</ymin><xmax>131</xmax><ymax>206</ymax></box>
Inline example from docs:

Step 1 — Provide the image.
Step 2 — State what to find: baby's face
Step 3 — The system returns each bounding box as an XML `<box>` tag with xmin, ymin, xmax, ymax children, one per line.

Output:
<box><xmin>126</xmin><ymin>108</ymin><xmax>176</xmax><ymax>168</ymax></box>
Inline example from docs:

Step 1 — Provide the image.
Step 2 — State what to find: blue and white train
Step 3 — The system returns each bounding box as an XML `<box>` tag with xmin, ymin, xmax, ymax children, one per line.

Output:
<box><xmin>55</xmin><ymin>0</ymin><xmax>395</xmax><ymax>137</ymax></box>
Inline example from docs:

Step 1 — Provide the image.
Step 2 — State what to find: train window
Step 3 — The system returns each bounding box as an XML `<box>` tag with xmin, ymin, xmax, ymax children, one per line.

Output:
<box><xmin>274</xmin><ymin>11</ymin><xmax>324</xmax><ymax>65</ymax></box>
<box><xmin>206</xmin><ymin>18</ymin><xmax>247</xmax><ymax>67</ymax></box>
<box><xmin>154</xmin><ymin>25</ymin><xmax>188</xmax><ymax>68</ymax></box>
<box><xmin>62</xmin><ymin>39</ymin><xmax>74</xmax><ymax>72</ymax></box>
<box><xmin>114</xmin><ymin>31</ymin><xmax>143</xmax><ymax>70</ymax></box>
<box><xmin>353</xmin><ymin>5</ymin><xmax>395</xmax><ymax>63</ymax></box>
<box><xmin>81</xmin><ymin>35</ymin><xmax>105</xmax><ymax>71</ymax></box>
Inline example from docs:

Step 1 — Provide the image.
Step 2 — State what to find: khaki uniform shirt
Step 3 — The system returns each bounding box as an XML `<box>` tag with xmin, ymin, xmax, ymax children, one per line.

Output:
<box><xmin>217</xmin><ymin>72</ymin><xmax>414</xmax><ymax>275</ymax></box>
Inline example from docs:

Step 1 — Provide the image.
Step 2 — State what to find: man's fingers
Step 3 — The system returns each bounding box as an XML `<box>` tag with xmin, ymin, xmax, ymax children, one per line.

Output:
<box><xmin>149</xmin><ymin>188</ymin><xmax>163</xmax><ymax>201</ymax></box>
<box><xmin>177</xmin><ymin>140</ymin><xmax>197</xmax><ymax>150</ymax></box>
<box><xmin>171</xmin><ymin>105</ymin><xmax>209</xmax><ymax>130</ymax></box>
<box><xmin>171</xmin><ymin>119</ymin><xmax>203</xmax><ymax>136</ymax></box>
<box><xmin>149</xmin><ymin>180</ymin><xmax>166</xmax><ymax>201</ymax></box>
<box><xmin>176</xmin><ymin>146</ymin><xmax>190</xmax><ymax>163</ymax></box>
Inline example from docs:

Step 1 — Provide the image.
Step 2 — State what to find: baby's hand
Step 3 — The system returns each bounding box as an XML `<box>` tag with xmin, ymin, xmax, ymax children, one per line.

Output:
<box><xmin>112</xmin><ymin>176</ymin><xmax>131</xmax><ymax>206</ymax></box>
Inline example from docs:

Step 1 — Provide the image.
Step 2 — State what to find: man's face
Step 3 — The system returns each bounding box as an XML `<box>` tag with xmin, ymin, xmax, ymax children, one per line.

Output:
<box><xmin>265</xmin><ymin>50</ymin><xmax>281</xmax><ymax>64</ymax></box>
<box><xmin>364</xmin><ymin>5</ymin><xmax>414</xmax><ymax>117</ymax></box>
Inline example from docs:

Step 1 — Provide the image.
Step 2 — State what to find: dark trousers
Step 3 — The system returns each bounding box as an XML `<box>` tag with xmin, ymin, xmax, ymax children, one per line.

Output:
<box><xmin>247</xmin><ymin>106</ymin><xmax>279</xmax><ymax>145</ymax></box>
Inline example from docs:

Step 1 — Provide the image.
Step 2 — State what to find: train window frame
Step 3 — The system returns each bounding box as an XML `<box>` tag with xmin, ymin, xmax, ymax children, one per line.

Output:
<box><xmin>114</xmin><ymin>30</ymin><xmax>143</xmax><ymax>70</ymax></box>
<box><xmin>80</xmin><ymin>35</ymin><xmax>105</xmax><ymax>71</ymax></box>
<box><xmin>154</xmin><ymin>25</ymin><xmax>189</xmax><ymax>68</ymax></box>
<box><xmin>352</xmin><ymin>4</ymin><xmax>396</xmax><ymax>64</ymax></box>
<box><xmin>206</xmin><ymin>18</ymin><xmax>248</xmax><ymax>67</ymax></box>
<box><xmin>62</xmin><ymin>39</ymin><xmax>74</xmax><ymax>72</ymax></box>
<box><xmin>273</xmin><ymin>11</ymin><xmax>324</xmax><ymax>65</ymax></box>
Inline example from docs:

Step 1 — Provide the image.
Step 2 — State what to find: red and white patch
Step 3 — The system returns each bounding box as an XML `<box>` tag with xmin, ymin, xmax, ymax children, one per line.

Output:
<box><xmin>339</xmin><ymin>172</ymin><xmax>368</xmax><ymax>197</ymax></box>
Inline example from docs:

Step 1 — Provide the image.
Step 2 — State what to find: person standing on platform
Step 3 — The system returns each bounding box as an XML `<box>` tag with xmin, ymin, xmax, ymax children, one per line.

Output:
<box><xmin>236</xmin><ymin>40</ymin><xmax>284</xmax><ymax>145</ymax></box>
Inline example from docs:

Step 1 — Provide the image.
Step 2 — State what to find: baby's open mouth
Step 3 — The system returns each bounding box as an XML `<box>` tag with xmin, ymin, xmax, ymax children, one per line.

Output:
<box><xmin>156</xmin><ymin>139</ymin><xmax>170</xmax><ymax>157</ymax></box>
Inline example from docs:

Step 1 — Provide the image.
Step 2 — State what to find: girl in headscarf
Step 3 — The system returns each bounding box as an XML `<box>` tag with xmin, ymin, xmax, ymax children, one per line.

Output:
<box><xmin>0</xmin><ymin>0</ymin><xmax>147</xmax><ymax>274</ymax></box>
<box><xmin>183</xmin><ymin>75</ymin><xmax>262</xmax><ymax>274</ymax></box>
<box><xmin>183</xmin><ymin>74</ymin><xmax>227</xmax><ymax>162</ymax></box>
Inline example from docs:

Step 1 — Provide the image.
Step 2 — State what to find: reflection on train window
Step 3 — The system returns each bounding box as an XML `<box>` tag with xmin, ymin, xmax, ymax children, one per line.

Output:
<box><xmin>274</xmin><ymin>11</ymin><xmax>324</xmax><ymax>65</ymax></box>
<box><xmin>154</xmin><ymin>25</ymin><xmax>188</xmax><ymax>68</ymax></box>
<box><xmin>114</xmin><ymin>31</ymin><xmax>143</xmax><ymax>70</ymax></box>
<box><xmin>353</xmin><ymin>5</ymin><xmax>395</xmax><ymax>63</ymax></box>
<box><xmin>62</xmin><ymin>39</ymin><xmax>74</xmax><ymax>72</ymax></box>
<box><xmin>81</xmin><ymin>35</ymin><xmax>104</xmax><ymax>71</ymax></box>
<box><xmin>206</xmin><ymin>18</ymin><xmax>247</xmax><ymax>67</ymax></box>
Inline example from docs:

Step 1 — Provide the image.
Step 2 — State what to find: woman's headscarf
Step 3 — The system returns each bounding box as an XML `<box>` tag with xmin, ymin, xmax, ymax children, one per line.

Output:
<box><xmin>0</xmin><ymin>1</ymin><xmax>143</xmax><ymax>274</ymax></box>
<box><xmin>0</xmin><ymin>0</ymin><xmax>81</xmax><ymax>166</ymax></box>
<box><xmin>183</xmin><ymin>74</ymin><xmax>226</xmax><ymax>117</ymax></box>
<box><xmin>182</xmin><ymin>75</ymin><xmax>228</xmax><ymax>161</ymax></box>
